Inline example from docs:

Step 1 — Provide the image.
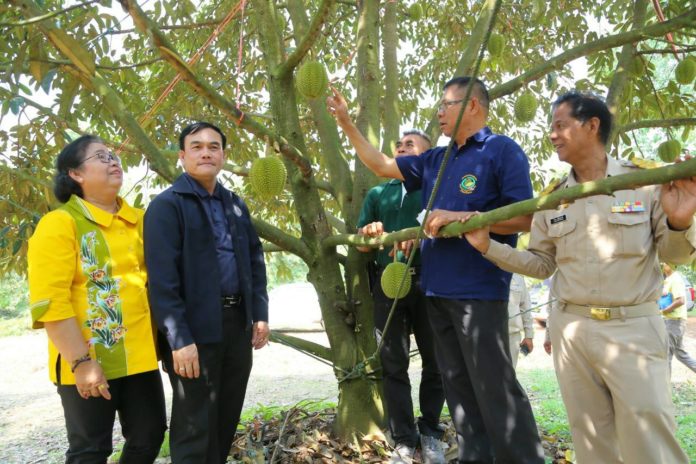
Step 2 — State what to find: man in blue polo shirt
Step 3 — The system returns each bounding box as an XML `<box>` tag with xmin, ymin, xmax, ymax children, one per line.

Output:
<box><xmin>357</xmin><ymin>129</ymin><xmax>446</xmax><ymax>464</ymax></box>
<box><xmin>328</xmin><ymin>77</ymin><xmax>544</xmax><ymax>463</ymax></box>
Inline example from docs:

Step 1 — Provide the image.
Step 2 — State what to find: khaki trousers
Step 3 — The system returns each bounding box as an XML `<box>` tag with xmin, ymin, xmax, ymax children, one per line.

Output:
<box><xmin>549</xmin><ymin>305</ymin><xmax>688</xmax><ymax>464</ymax></box>
<box><xmin>509</xmin><ymin>331</ymin><xmax>522</xmax><ymax>369</ymax></box>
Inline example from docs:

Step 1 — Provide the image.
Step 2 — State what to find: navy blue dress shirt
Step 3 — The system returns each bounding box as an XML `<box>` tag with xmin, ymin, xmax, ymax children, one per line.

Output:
<box><xmin>184</xmin><ymin>174</ymin><xmax>240</xmax><ymax>296</ymax></box>
<box><xmin>396</xmin><ymin>127</ymin><xmax>533</xmax><ymax>300</ymax></box>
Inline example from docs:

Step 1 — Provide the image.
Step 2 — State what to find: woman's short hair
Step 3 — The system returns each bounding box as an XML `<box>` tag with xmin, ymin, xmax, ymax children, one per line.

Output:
<box><xmin>53</xmin><ymin>135</ymin><xmax>103</xmax><ymax>203</ymax></box>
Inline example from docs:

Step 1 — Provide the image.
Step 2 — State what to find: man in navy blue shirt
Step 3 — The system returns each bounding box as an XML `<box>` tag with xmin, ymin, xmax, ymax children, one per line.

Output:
<box><xmin>145</xmin><ymin>122</ymin><xmax>269</xmax><ymax>464</ymax></box>
<box><xmin>357</xmin><ymin>130</ymin><xmax>446</xmax><ymax>464</ymax></box>
<box><xmin>328</xmin><ymin>78</ymin><xmax>544</xmax><ymax>463</ymax></box>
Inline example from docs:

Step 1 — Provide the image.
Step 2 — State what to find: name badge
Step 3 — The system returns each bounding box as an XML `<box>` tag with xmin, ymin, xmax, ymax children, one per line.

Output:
<box><xmin>611</xmin><ymin>201</ymin><xmax>645</xmax><ymax>213</ymax></box>
<box><xmin>550</xmin><ymin>215</ymin><xmax>567</xmax><ymax>224</ymax></box>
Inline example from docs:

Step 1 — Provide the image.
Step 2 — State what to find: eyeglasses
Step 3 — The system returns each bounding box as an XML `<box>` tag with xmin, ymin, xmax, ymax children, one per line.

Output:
<box><xmin>83</xmin><ymin>150</ymin><xmax>121</xmax><ymax>165</ymax></box>
<box><xmin>437</xmin><ymin>98</ymin><xmax>466</xmax><ymax>112</ymax></box>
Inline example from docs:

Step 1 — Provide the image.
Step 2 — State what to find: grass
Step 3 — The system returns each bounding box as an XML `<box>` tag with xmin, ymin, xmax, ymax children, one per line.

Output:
<box><xmin>239</xmin><ymin>398</ymin><xmax>338</xmax><ymax>427</ymax></box>
<box><xmin>517</xmin><ymin>368</ymin><xmax>696</xmax><ymax>462</ymax></box>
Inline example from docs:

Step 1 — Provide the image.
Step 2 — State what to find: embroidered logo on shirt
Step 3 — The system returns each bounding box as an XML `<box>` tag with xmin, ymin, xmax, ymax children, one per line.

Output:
<box><xmin>550</xmin><ymin>214</ymin><xmax>567</xmax><ymax>224</ymax></box>
<box><xmin>610</xmin><ymin>201</ymin><xmax>645</xmax><ymax>213</ymax></box>
<box><xmin>459</xmin><ymin>174</ymin><xmax>478</xmax><ymax>194</ymax></box>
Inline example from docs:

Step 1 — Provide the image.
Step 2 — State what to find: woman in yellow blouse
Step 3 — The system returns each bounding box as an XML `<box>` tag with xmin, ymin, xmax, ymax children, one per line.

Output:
<box><xmin>28</xmin><ymin>135</ymin><xmax>165</xmax><ymax>463</ymax></box>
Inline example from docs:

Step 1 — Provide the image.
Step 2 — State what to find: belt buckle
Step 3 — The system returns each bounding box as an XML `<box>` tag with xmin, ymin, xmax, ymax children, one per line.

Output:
<box><xmin>590</xmin><ymin>307</ymin><xmax>611</xmax><ymax>321</ymax></box>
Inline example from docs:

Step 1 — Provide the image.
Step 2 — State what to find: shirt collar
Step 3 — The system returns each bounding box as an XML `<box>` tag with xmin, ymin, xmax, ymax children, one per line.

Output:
<box><xmin>183</xmin><ymin>173</ymin><xmax>221</xmax><ymax>199</ymax></box>
<box><xmin>566</xmin><ymin>154</ymin><xmax>617</xmax><ymax>187</ymax></box>
<box><xmin>454</xmin><ymin>126</ymin><xmax>493</xmax><ymax>151</ymax></box>
<box><xmin>67</xmin><ymin>195</ymin><xmax>138</xmax><ymax>227</ymax></box>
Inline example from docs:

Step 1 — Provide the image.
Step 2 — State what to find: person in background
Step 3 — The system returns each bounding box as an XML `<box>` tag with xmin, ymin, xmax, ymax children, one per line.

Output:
<box><xmin>28</xmin><ymin>135</ymin><xmax>166</xmax><ymax>463</ymax></box>
<box><xmin>356</xmin><ymin>129</ymin><xmax>446</xmax><ymax>464</ymax></box>
<box><xmin>661</xmin><ymin>263</ymin><xmax>696</xmax><ymax>374</ymax></box>
<box><xmin>507</xmin><ymin>273</ymin><xmax>534</xmax><ymax>369</ymax></box>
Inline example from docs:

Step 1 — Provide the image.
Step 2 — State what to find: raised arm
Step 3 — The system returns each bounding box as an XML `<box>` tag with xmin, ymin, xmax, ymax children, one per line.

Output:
<box><xmin>327</xmin><ymin>87</ymin><xmax>403</xmax><ymax>180</ymax></box>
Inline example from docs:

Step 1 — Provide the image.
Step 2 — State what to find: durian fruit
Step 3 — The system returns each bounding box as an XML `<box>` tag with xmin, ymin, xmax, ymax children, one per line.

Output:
<box><xmin>514</xmin><ymin>91</ymin><xmax>538</xmax><ymax>123</ymax></box>
<box><xmin>625</xmin><ymin>56</ymin><xmax>645</xmax><ymax>77</ymax></box>
<box><xmin>657</xmin><ymin>140</ymin><xmax>681</xmax><ymax>163</ymax></box>
<box><xmin>295</xmin><ymin>61</ymin><xmax>328</xmax><ymax>99</ymax></box>
<box><xmin>407</xmin><ymin>3</ymin><xmax>423</xmax><ymax>20</ymax></box>
<box><xmin>487</xmin><ymin>34</ymin><xmax>504</xmax><ymax>57</ymax></box>
<box><xmin>248</xmin><ymin>156</ymin><xmax>287</xmax><ymax>199</ymax></box>
<box><xmin>675</xmin><ymin>59</ymin><xmax>695</xmax><ymax>85</ymax></box>
<box><xmin>380</xmin><ymin>261</ymin><xmax>412</xmax><ymax>299</ymax></box>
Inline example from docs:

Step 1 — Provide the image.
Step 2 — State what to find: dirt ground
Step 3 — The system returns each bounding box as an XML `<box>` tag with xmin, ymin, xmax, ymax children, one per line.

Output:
<box><xmin>1</xmin><ymin>320</ymin><xmax>694</xmax><ymax>463</ymax></box>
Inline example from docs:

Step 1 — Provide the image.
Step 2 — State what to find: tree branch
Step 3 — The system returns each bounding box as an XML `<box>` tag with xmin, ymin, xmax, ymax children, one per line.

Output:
<box><xmin>426</xmin><ymin>0</ymin><xmax>499</xmax><ymax>139</ymax></box>
<box><xmin>105</xmin><ymin>21</ymin><xmax>221</xmax><ymax>35</ymax></box>
<box><xmin>251</xmin><ymin>217</ymin><xmax>312</xmax><ymax>263</ymax></box>
<box><xmin>286</xmin><ymin>0</ymin><xmax>352</xmax><ymax>216</ymax></box>
<box><xmin>618</xmin><ymin>118</ymin><xmax>696</xmax><ymax>133</ymax></box>
<box><xmin>118</xmin><ymin>0</ymin><xmax>314</xmax><ymax>178</ymax></box>
<box><xmin>638</xmin><ymin>46</ymin><xmax>696</xmax><ymax>55</ymax></box>
<box><xmin>606</xmin><ymin>0</ymin><xmax>648</xmax><ymax>143</ymax></box>
<box><xmin>0</xmin><ymin>0</ymin><xmax>99</xmax><ymax>27</ymax></box>
<box><xmin>275</xmin><ymin>0</ymin><xmax>335</xmax><ymax>78</ymax></box>
<box><xmin>325</xmin><ymin>212</ymin><xmax>346</xmax><ymax>234</ymax></box>
<box><xmin>269</xmin><ymin>332</ymin><xmax>333</xmax><ymax>362</ymax></box>
<box><xmin>489</xmin><ymin>7</ymin><xmax>696</xmax><ymax>100</ymax></box>
<box><xmin>323</xmin><ymin>158</ymin><xmax>696</xmax><ymax>248</ymax></box>
<box><xmin>8</xmin><ymin>0</ymin><xmax>179</xmax><ymax>182</ymax></box>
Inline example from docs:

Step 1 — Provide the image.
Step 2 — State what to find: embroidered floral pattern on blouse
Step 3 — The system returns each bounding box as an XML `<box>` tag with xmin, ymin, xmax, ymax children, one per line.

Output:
<box><xmin>80</xmin><ymin>231</ymin><xmax>127</xmax><ymax>348</ymax></box>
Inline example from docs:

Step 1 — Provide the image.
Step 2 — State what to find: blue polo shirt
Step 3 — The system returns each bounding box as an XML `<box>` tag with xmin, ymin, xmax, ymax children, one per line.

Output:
<box><xmin>395</xmin><ymin>127</ymin><xmax>532</xmax><ymax>300</ymax></box>
<box><xmin>184</xmin><ymin>174</ymin><xmax>240</xmax><ymax>296</ymax></box>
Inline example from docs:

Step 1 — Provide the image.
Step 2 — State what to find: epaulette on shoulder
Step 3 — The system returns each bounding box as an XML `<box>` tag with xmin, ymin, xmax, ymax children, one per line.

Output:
<box><xmin>539</xmin><ymin>175</ymin><xmax>568</xmax><ymax>196</ymax></box>
<box><xmin>624</xmin><ymin>157</ymin><xmax>664</xmax><ymax>170</ymax></box>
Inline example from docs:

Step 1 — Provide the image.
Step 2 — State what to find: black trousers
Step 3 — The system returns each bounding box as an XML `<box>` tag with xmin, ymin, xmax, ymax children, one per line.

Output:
<box><xmin>373</xmin><ymin>271</ymin><xmax>445</xmax><ymax>448</ymax></box>
<box><xmin>427</xmin><ymin>297</ymin><xmax>544</xmax><ymax>464</ymax></box>
<box><xmin>161</xmin><ymin>306</ymin><xmax>253</xmax><ymax>464</ymax></box>
<box><xmin>57</xmin><ymin>370</ymin><xmax>166</xmax><ymax>464</ymax></box>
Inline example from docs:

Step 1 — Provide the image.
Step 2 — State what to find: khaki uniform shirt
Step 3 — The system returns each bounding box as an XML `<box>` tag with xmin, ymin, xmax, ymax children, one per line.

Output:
<box><xmin>484</xmin><ymin>156</ymin><xmax>696</xmax><ymax>307</ymax></box>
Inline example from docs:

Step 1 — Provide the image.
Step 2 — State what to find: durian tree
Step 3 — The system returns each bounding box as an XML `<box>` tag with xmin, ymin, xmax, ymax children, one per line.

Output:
<box><xmin>1</xmin><ymin>0</ymin><xmax>695</xmax><ymax>438</ymax></box>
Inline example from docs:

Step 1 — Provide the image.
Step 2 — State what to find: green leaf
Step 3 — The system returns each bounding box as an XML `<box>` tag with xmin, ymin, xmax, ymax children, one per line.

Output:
<box><xmin>9</xmin><ymin>97</ymin><xmax>24</xmax><ymax>115</ymax></box>
<box><xmin>40</xmin><ymin>69</ymin><xmax>57</xmax><ymax>93</ymax></box>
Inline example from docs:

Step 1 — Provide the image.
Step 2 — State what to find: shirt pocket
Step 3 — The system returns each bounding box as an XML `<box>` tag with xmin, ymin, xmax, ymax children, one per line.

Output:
<box><xmin>606</xmin><ymin>212</ymin><xmax>650</xmax><ymax>257</ymax></box>
<box><xmin>546</xmin><ymin>216</ymin><xmax>577</xmax><ymax>263</ymax></box>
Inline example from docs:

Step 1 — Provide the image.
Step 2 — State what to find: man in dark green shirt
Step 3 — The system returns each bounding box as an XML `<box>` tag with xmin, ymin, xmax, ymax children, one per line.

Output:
<box><xmin>357</xmin><ymin>130</ymin><xmax>445</xmax><ymax>464</ymax></box>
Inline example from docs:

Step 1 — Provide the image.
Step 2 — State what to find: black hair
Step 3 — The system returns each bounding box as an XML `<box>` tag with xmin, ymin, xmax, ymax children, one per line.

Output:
<box><xmin>443</xmin><ymin>76</ymin><xmax>490</xmax><ymax>109</ymax></box>
<box><xmin>401</xmin><ymin>129</ymin><xmax>432</xmax><ymax>148</ymax></box>
<box><xmin>179</xmin><ymin>121</ymin><xmax>227</xmax><ymax>150</ymax></box>
<box><xmin>53</xmin><ymin>134</ymin><xmax>103</xmax><ymax>203</ymax></box>
<box><xmin>552</xmin><ymin>91</ymin><xmax>613</xmax><ymax>146</ymax></box>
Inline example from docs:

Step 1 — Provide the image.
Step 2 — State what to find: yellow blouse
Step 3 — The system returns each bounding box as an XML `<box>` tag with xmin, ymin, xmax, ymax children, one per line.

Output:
<box><xmin>28</xmin><ymin>195</ymin><xmax>158</xmax><ymax>384</ymax></box>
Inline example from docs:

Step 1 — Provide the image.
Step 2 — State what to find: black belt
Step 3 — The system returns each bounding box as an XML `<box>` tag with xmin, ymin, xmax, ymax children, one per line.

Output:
<box><xmin>221</xmin><ymin>295</ymin><xmax>242</xmax><ymax>309</ymax></box>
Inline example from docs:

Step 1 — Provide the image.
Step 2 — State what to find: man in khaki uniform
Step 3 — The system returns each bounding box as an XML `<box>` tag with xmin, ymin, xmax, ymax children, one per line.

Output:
<box><xmin>507</xmin><ymin>273</ymin><xmax>534</xmax><ymax>369</ymax></box>
<box><xmin>447</xmin><ymin>92</ymin><xmax>695</xmax><ymax>463</ymax></box>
